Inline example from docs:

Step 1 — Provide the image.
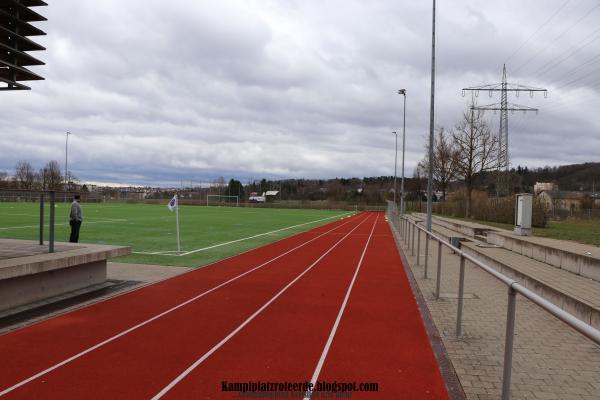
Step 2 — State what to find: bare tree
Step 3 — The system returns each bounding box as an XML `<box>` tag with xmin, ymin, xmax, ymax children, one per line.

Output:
<box><xmin>39</xmin><ymin>160</ymin><xmax>64</xmax><ymax>190</ymax></box>
<box><xmin>421</xmin><ymin>128</ymin><xmax>459</xmax><ymax>201</ymax></box>
<box><xmin>14</xmin><ymin>161</ymin><xmax>36</xmax><ymax>189</ymax></box>
<box><xmin>0</xmin><ymin>170</ymin><xmax>8</xmax><ymax>189</ymax></box>
<box><xmin>453</xmin><ymin>102</ymin><xmax>498</xmax><ymax>217</ymax></box>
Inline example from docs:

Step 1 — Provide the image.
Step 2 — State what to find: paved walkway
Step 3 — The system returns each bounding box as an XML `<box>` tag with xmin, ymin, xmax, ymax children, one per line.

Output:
<box><xmin>391</xmin><ymin>223</ymin><xmax>600</xmax><ymax>400</ymax></box>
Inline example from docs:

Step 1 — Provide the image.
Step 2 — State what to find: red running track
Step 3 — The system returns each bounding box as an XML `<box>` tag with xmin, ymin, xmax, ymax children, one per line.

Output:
<box><xmin>0</xmin><ymin>212</ymin><xmax>449</xmax><ymax>399</ymax></box>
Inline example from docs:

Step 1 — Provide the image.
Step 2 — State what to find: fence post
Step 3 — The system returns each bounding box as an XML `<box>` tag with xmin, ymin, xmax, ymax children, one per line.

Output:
<box><xmin>411</xmin><ymin>224</ymin><xmax>415</xmax><ymax>256</ymax></box>
<box><xmin>416</xmin><ymin>227</ymin><xmax>421</xmax><ymax>265</ymax></box>
<box><xmin>456</xmin><ymin>255</ymin><xmax>466</xmax><ymax>336</ymax></box>
<box><xmin>49</xmin><ymin>190</ymin><xmax>55</xmax><ymax>253</ymax></box>
<box><xmin>501</xmin><ymin>286</ymin><xmax>517</xmax><ymax>400</ymax></box>
<box><xmin>424</xmin><ymin>234</ymin><xmax>429</xmax><ymax>279</ymax></box>
<box><xmin>39</xmin><ymin>193</ymin><xmax>44</xmax><ymax>245</ymax></box>
<box><xmin>435</xmin><ymin>240</ymin><xmax>442</xmax><ymax>300</ymax></box>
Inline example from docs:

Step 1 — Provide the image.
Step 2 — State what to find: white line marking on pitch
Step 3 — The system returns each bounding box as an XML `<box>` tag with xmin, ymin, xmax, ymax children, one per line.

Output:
<box><xmin>304</xmin><ymin>214</ymin><xmax>379</xmax><ymax>400</ymax></box>
<box><xmin>150</xmin><ymin>215</ymin><xmax>372</xmax><ymax>400</ymax></box>
<box><xmin>0</xmin><ymin>214</ymin><xmax>362</xmax><ymax>397</ymax></box>
<box><xmin>0</xmin><ymin>219</ymin><xmax>128</xmax><ymax>230</ymax></box>
<box><xmin>131</xmin><ymin>212</ymin><xmax>352</xmax><ymax>256</ymax></box>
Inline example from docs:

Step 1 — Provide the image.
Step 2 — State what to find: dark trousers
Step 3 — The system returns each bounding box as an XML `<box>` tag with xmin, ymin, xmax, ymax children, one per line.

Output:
<box><xmin>69</xmin><ymin>220</ymin><xmax>82</xmax><ymax>243</ymax></box>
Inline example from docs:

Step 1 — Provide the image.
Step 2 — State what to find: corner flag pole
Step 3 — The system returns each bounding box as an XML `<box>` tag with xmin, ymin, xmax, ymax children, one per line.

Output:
<box><xmin>175</xmin><ymin>194</ymin><xmax>181</xmax><ymax>255</ymax></box>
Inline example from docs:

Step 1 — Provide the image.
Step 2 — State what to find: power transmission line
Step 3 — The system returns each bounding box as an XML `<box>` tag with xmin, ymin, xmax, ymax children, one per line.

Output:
<box><xmin>504</xmin><ymin>0</ymin><xmax>573</xmax><ymax>65</ymax></box>
<box><xmin>551</xmin><ymin>53</ymin><xmax>600</xmax><ymax>84</ymax></box>
<box><xmin>533</xmin><ymin>26</ymin><xmax>600</xmax><ymax>78</ymax></box>
<box><xmin>513</xmin><ymin>2</ymin><xmax>600</xmax><ymax>74</ymax></box>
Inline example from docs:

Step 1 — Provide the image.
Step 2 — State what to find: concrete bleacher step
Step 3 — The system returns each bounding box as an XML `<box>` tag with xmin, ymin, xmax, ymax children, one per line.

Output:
<box><xmin>474</xmin><ymin>234</ymin><xmax>487</xmax><ymax>242</ymax></box>
<box><xmin>487</xmin><ymin>231</ymin><xmax>600</xmax><ymax>283</ymax></box>
<box><xmin>403</xmin><ymin>213</ymin><xmax>600</xmax><ymax>329</ymax></box>
<box><xmin>413</xmin><ymin>213</ymin><xmax>499</xmax><ymax>238</ymax></box>
<box><xmin>461</xmin><ymin>241</ymin><xmax>600</xmax><ymax>330</ymax></box>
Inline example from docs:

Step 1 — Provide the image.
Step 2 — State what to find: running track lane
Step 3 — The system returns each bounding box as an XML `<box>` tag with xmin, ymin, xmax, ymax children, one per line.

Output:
<box><xmin>156</xmin><ymin>213</ymin><xmax>448</xmax><ymax>399</ymax></box>
<box><xmin>152</xmin><ymin>214</ymin><xmax>380</xmax><ymax>399</ymax></box>
<box><xmin>314</xmin><ymin>214</ymin><xmax>449</xmax><ymax>399</ymax></box>
<box><xmin>0</xmin><ymin>213</ymin><xmax>364</xmax><ymax>395</ymax></box>
<box><xmin>0</xmin><ymin>213</ymin><xmax>370</xmax><ymax>398</ymax></box>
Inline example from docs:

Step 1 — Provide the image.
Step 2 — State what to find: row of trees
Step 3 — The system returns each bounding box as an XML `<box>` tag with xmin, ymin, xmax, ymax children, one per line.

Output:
<box><xmin>0</xmin><ymin>160</ymin><xmax>75</xmax><ymax>190</ymax></box>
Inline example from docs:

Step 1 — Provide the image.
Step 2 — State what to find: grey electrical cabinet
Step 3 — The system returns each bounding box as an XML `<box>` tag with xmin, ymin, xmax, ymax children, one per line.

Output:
<box><xmin>514</xmin><ymin>194</ymin><xmax>533</xmax><ymax>236</ymax></box>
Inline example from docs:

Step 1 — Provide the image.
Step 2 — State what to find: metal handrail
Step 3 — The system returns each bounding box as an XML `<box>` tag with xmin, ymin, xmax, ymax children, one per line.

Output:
<box><xmin>386</xmin><ymin>208</ymin><xmax>600</xmax><ymax>400</ymax></box>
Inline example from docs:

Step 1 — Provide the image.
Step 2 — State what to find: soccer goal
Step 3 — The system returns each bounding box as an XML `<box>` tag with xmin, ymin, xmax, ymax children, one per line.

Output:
<box><xmin>206</xmin><ymin>195</ymin><xmax>239</xmax><ymax>207</ymax></box>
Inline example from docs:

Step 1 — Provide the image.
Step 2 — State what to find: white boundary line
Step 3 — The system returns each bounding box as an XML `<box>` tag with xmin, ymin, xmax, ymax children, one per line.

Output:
<box><xmin>0</xmin><ymin>214</ymin><xmax>364</xmax><ymax>397</ymax></box>
<box><xmin>150</xmin><ymin>215</ymin><xmax>373</xmax><ymax>400</ymax></box>
<box><xmin>304</xmin><ymin>214</ymin><xmax>379</xmax><ymax>399</ymax></box>
<box><xmin>0</xmin><ymin>219</ymin><xmax>128</xmax><ymax>231</ymax></box>
<box><xmin>132</xmin><ymin>212</ymin><xmax>353</xmax><ymax>256</ymax></box>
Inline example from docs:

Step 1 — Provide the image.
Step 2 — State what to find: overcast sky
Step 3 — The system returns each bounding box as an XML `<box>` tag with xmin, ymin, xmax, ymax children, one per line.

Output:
<box><xmin>1</xmin><ymin>0</ymin><xmax>599</xmax><ymax>186</ymax></box>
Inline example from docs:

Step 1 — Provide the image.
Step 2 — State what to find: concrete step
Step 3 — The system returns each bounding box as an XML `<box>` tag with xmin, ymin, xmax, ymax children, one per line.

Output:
<box><xmin>461</xmin><ymin>241</ymin><xmax>600</xmax><ymax>330</ymax></box>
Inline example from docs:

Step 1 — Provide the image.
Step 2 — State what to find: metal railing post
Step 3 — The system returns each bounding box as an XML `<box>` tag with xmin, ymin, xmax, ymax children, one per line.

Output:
<box><xmin>501</xmin><ymin>287</ymin><xmax>517</xmax><ymax>400</ymax></box>
<box><xmin>435</xmin><ymin>240</ymin><xmax>442</xmax><ymax>300</ymax></box>
<box><xmin>411</xmin><ymin>224</ymin><xmax>415</xmax><ymax>256</ymax></box>
<box><xmin>456</xmin><ymin>255</ymin><xmax>466</xmax><ymax>336</ymax></box>
<box><xmin>39</xmin><ymin>193</ymin><xmax>44</xmax><ymax>245</ymax></box>
<box><xmin>424</xmin><ymin>234</ymin><xmax>429</xmax><ymax>279</ymax></box>
<box><xmin>49</xmin><ymin>190</ymin><xmax>55</xmax><ymax>253</ymax></box>
<box><xmin>416</xmin><ymin>227</ymin><xmax>421</xmax><ymax>265</ymax></box>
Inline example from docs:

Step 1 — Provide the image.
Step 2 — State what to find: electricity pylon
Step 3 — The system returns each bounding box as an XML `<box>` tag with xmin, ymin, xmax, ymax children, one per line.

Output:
<box><xmin>462</xmin><ymin>64</ymin><xmax>548</xmax><ymax>195</ymax></box>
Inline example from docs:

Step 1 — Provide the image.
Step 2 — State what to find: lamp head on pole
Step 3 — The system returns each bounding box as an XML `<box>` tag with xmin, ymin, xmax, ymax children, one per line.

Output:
<box><xmin>392</xmin><ymin>131</ymin><xmax>397</xmax><ymax>136</ymax></box>
<box><xmin>398</xmin><ymin>89</ymin><xmax>406</xmax><ymax>96</ymax></box>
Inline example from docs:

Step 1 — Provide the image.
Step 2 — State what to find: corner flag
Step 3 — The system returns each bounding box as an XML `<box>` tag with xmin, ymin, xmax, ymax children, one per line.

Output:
<box><xmin>168</xmin><ymin>195</ymin><xmax>177</xmax><ymax>211</ymax></box>
<box><xmin>167</xmin><ymin>194</ymin><xmax>181</xmax><ymax>255</ymax></box>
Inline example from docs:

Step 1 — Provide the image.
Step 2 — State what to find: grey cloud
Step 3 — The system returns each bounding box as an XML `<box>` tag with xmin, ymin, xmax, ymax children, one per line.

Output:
<box><xmin>1</xmin><ymin>0</ymin><xmax>598</xmax><ymax>185</ymax></box>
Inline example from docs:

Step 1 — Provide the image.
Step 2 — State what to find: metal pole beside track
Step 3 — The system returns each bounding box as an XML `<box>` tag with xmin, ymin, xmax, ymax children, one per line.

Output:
<box><xmin>49</xmin><ymin>191</ymin><xmax>55</xmax><ymax>253</ymax></box>
<box><xmin>39</xmin><ymin>193</ymin><xmax>44</xmax><ymax>245</ymax></box>
<box><xmin>424</xmin><ymin>234</ymin><xmax>429</xmax><ymax>279</ymax></box>
<box><xmin>435</xmin><ymin>240</ymin><xmax>442</xmax><ymax>300</ymax></box>
<box><xmin>411</xmin><ymin>224</ymin><xmax>415</xmax><ymax>256</ymax></box>
<box><xmin>501</xmin><ymin>287</ymin><xmax>517</xmax><ymax>400</ymax></box>
<box><xmin>456</xmin><ymin>255</ymin><xmax>466</xmax><ymax>336</ymax></box>
<box><xmin>416</xmin><ymin>227</ymin><xmax>421</xmax><ymax>265</ymax></box>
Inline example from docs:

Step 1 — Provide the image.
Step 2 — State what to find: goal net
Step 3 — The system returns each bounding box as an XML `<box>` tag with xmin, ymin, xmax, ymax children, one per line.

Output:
<box><xmin>206</xmin><ymin>195</ymin><xmax>239</xmax><ymax>207</ymax></box>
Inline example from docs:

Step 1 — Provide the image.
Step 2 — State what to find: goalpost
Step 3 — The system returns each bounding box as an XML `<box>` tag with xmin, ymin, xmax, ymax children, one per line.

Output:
<box><xmin>206</xmin><ymin>195</ymin><xmax>239</xmax><ymax>207</ymax></box>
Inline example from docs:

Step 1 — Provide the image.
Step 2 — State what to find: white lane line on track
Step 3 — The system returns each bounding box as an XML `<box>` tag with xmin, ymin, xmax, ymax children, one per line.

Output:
<box><xmin>0</xmin><ymin>219</ymin><xmax>128</xmax><ymax>230</ymax></box>
<box><xmin>0</xmin><ymin>214</ymin><xmax>364</xmax><ymax>397</ymax></box>
<box><xmin>131</xmin><ymin>212</ymin><xmax>353</xmax><ymax>256</ymax></box>
<box><xmin>150</xmin><ymin>214</ymin><xmax>373</xmax><ymax>400</ymax></box>
<box><xmin>304</xmin><ymin>214</ymin><xmax>379</xmax><ymax>400</ymax></box>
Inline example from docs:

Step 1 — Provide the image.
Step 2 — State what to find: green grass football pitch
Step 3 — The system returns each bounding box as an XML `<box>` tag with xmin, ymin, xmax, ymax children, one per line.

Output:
<box><xmin>0</xmin><ymin>202</ymin><xmax>352</xmax><ymax>267</ymax></box>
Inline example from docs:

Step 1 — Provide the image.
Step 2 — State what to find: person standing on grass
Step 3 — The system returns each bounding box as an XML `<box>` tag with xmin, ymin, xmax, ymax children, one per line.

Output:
<box><xmin>69</xmin><ymin>194</ymin><xmax>83</xmax><ymax>243</ymax></box>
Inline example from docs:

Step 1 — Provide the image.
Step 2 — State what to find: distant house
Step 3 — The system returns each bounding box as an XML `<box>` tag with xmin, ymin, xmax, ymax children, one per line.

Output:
<box><xmin>534</xmin><ymin>182</ymin><xmax>558</xmax><ymax>195</ymax></box>
<box><xmin>249</xmin><ymin>191</ymin><xmax>279</xmax><ymax>203</ymax></box>
<box><xmin>248</xmin><ymin>192</ymin><xmax>266</xmax><ymax>203</ymax></box>
<box><xmin>538</xmin><ymin>190</ymin><xmax>586</xmax><ymax>212</ymax></box>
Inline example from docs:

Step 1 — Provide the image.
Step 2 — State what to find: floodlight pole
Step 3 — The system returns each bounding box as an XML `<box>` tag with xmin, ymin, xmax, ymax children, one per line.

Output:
<box><xmin>64</xmin><ymin>131</ymin><xmax>71</xmax><ymax>194</ymax></box>
<box><xmin>393</xmin><ymin>131</ymin><xmax>398</xmax><ymax>205</ymax></box>
<box><xmin>426</xmin><ymin>0</ymin><xmax>436</xmax><ymax>232</ymax></box>
<box><xmin>398</xmin><ymin>89</ymin><xmax>407</xmax><ymax>215</ymax></box>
